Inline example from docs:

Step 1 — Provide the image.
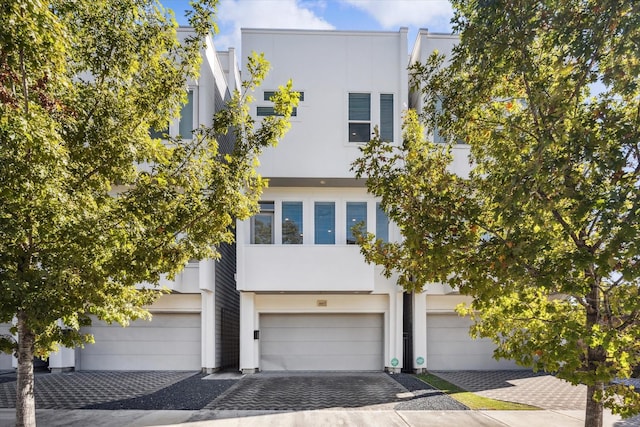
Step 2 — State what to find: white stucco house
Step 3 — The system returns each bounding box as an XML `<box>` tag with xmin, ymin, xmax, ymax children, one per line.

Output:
<box><xmin>0</xmin><ymin>27</ymin><xmax>522</xmax><ymax>374</ymax></box>
<box><xmin>236</xmin><ymin>28</ymin><xmax>520</xmax><ymax>374</ymax></box>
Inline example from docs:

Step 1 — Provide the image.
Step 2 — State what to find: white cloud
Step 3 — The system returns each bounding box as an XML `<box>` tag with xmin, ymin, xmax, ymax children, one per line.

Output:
<box><xmin>214</xmin><ymin>0</ymin><xmax>334</xmax><ymax>57</ymax></box>
<box><xmin>342</xmin><ymin>0</ymin><xmax>453</xmax><ymax>31</ymax></box>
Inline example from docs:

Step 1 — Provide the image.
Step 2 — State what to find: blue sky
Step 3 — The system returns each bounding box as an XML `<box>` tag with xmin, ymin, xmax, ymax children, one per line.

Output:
<box><xmin>162</xmin><ymin>0</ymin><xmax>455</xmax><ymax>56</ymax></box>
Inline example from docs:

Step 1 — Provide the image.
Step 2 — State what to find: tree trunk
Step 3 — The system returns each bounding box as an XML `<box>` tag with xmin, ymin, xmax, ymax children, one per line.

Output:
<box><xmin>16</xmin><ymin>312</ymin><xmax>36</xmax><ymax>427</ymax></box>
<box><xmin>584</xmin><ymin>279</ymin><xmax>604</xmax><ymax>427</ymax></box>
<box><xmin>585</xmin><ymin>382</ymin><xmax>604</xmax><ymax>427</ymax></box>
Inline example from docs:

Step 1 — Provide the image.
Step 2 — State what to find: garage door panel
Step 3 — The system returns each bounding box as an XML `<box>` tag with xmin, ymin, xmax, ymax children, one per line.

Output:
<box><xmin>82</xmin><ymin>340</ymin><xmax>199</xmax><ymax>356</ymax></box>
<box><xmin>261</xmin><ymin>326</ymin><xmax>381</xmax><ymax>342</ymax></box>
<box><xmin>262</xmin><ymin>354</ymin><xmax>383</xmax><ymax>371</ymax></box>
<box><xmin>262</xmin><ymin>340</ymin><xmax>382</xmax><ymax>356</ymax></box>
<box><xmin>88</xmin><ymin>326</ymin><xmax>200</xmax><ymax>342</ymax></box>
<box><xmin>260</xmin><ymin>314</ymin><xmax>383</xmax><ymax>371</ymax></box>
<box><xmin>263</xmin><ymin>315</ymin><xmax>382</xmax><ymax>328</ymax></box>
<box><xmin>81</xmin><ymin>354</ymin><xmax>200</xmax><ymax>371</ymax></box>
<box><xmin>427</xmin><ymin>314</ymin><xmax>519</xmax><ymax>370</ymax></box>
<box><xmin>79</xmin><ymin>313</ymin><xmax>201</xmax><ymax>370</ymax></box>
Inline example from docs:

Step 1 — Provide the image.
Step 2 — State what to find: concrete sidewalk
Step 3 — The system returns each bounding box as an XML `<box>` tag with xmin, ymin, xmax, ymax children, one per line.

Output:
<box><xmin>0</xmin><ymin>409</ymin><xmax>638</xmax><ymax>427</ymax></box>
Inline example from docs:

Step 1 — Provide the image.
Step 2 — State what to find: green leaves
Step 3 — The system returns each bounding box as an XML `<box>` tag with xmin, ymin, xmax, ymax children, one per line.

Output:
<box><xmin>356</xmin><ymin>0</ymin><xmax>640</xmax><ymax>420</ymax></box>
<box><xmin>0</xmin><ymin>0</ymin><xmax>296</xmax><ymax>370</ymax></box>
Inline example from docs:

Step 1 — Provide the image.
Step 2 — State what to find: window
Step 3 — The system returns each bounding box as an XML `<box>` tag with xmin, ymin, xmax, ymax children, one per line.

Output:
<box><xmin>251</xmin><ymin>201</ymin><xmax>274</xmax><ymax>244</ymax></box>
<box><xmin>314</xmin><ymin>202</ymin><xmax>335</xmax><ymax>244</ymax></box>
<box><xmin>346</xmin><ymin>202</ymin><xmax>367</xmax><ymax>244</ymax></box>
<box><xmin>178</xmin><ymin>90</ymin><xmax>194</xmax><ymax>139</ymax></box>
<box><xmin>433</xmin><ymin>97</ymin><xmax>444</xmax><ymax>143</ymax></box>
<box><xmin>257</xmin><ymin>106</ymin><xmax>297</xmax><ymax>117</ymax></box>
<box><xmin>376</xmin><ymin>203</ymin><xmax>389</xmax><ymax>242</ymax></box>
<box><xmin>380</xmin><ymin>94</ymin><xmax>394</xmax><ymax>141</ymax></box>
<box><xmin>348</xmin><ymin>93</ymin><xmax>371</xmax><ymax>142</ymax></box>
<box><xmin>282</xmin><ymin>202</ymin><xmax>303</xmax><ymax>244</ymax></box>
<box><xmin>264</xmin><ymin>91</ymin><xmax>304</xmax><ymax>101</ymax></box>
<box><xmin>149</xmin><ymin>125</ymin><xmax>169</xmax><ymax>140</ymax></box>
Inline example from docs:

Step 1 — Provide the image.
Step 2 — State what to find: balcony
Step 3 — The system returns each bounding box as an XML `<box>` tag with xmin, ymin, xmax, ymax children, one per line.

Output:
<box><xmin>238</xmin><ymin>245</ymin><xmax>375</xmax><ymax>292</ymax></box>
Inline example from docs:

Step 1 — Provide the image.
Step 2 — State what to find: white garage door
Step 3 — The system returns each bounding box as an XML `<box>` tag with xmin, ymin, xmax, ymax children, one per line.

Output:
<box><xmin>427</xmin><ymin>314</ymin><xmax>519</xmax><ymax>370</ymax></box>
<box><xmin>260</xmin><ymin>313</ymin><xmax>383</xmax><ymax>371</ymax></box>
<box><xmin>79</xmin><ymin>313</ymin><xmax>201</xmax><ymax>370</ymax></box>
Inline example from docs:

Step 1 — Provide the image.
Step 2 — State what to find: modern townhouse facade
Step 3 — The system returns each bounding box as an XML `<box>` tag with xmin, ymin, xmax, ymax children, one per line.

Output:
<box><xmin>237</xmin><ymin>28</ymin><xmax>408</xmax><ymax>373</ymax></box>
<box><xmin>0</xmin><ymin>28</ymin><xmax>522</xmax><ymax>375</ymax></box>
<box><xmin>236</xmin><ymin>28</ymin><xmax>520</xmax><ymax>374</ymax></box>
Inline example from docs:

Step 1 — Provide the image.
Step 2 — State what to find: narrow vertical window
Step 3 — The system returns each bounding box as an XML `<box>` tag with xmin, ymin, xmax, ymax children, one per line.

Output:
<box><xmin>282</xmin><ymin>202</ymin><xmax>303</xmax><ymax>244</ymax></box>
<box><xmin>178</xmin><ymin>90</ymin><xmax>194</xmax><ymax>139</ymax></box>
<box><xmin>348</xmin><ymin>93</ymin><xmax>371</xmax><ymax>142</ymax></box>
<box><xmin>433</xmin><ymin>97</ymin><xmax>444</xmax><ymax>144</ymax></box>
<box><xmin>380</xmin><ymin>94</ymin><xmax>394</xmax><ymax>141</ymax></box>
<box><xmin>314</xmin><ymin>202</ymin><xmax>335</xmax><ymax>244</ymax></box>
<box><xmin>376</xmin><ymin>202</ymin><xmax>389</xmax><ymax>243</ymax></box>
<box><xmin>346</xmin><ymin>202</ymin><xmax>367</xmax><ymax>244</ymax></box>
<box><xmin>251</xmin><ymin>201</ymin><xmax>274</xmax><ymax>244</ymax></box>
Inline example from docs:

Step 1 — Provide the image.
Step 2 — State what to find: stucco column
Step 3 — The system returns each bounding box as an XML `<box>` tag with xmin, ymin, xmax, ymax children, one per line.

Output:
<box><xmin>200</xmin><ymin>289</ymin><xmax>216</xmax><ymax>373</ymax></box>
<box><xmin>239</xmin><ymin>292</ymin><xmax>256</xmax><ymax>374</ymax></box>
<box><xmin>413</xmin><ymin>292</ymin><xmax>427</xmax><ymax>373</ymax></box>
<box><xmin>386</xmin><ymin>290</ymin><xmax>403</xmax><ymax>373</ymax></box>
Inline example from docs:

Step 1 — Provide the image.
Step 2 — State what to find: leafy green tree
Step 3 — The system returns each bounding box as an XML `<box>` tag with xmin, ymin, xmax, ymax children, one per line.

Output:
<box><xmin>353</xmin><ymin>1</ymin><xmax>639</xmax><ymax>426</ymax></box>
<box><xmin>0</xmin><ymin>1</ymin><xmax>297</xmax><ymax>425</ymax></box>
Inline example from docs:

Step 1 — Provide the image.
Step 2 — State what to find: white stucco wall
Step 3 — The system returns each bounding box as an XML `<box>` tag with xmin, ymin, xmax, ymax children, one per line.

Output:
<box><xmin>242</xmin><ymin>28</ymin><xmax>408</xmax><ymax>179</ymax></box>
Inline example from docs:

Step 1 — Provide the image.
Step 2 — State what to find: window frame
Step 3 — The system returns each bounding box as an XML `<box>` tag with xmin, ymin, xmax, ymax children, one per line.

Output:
<box><xmin>250</xmin><ymin>201</ymin><xmax>275</xmax><ymax>244</ymax></box>
<box><xmin>314</xmin><ymin>201</ymin><xmax>336</xmax><ymax>245</ymax></box>
<box><xmin>281</xmin><ymin>201</ymin><xmax>303</xmax><ymax>244</ymax></box>
<box><xmin>348</xmin><ymin>92</ymin><xmax>371</xmax><ymax>143</ymax></box>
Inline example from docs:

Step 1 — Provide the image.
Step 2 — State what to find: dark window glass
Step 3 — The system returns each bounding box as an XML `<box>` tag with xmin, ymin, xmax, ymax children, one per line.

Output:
<box><xmin>349</xmin><ymin>93</ymin><xmax>370</xmax><ymax>120</ymax></box>
<box><xmin>257</xmin><ymin>106</ymin><xmax>297</xmax><ymax>117</ymax></box>
<box><xmin>264</xmin><ymin>91</ymin><xmax>304</xmax><ymax>101</ymax></box>
<box><xmin>178</xmin><ymin>90</ymin><xmax>194</xmax><ymax>139</ymax></box>
<box><xmin>349</xmin><ymin>123</ymin><xmax>371</xmax><ymax>142</ymax></box>
<box><xmin>314</xmin><ymin>202</ymin><xmax>335</xmax><ymax>244</ymax></box>
<box><xmin>346</xmin><ymin>202</ymin><xmax>367</xmax><ymax>244</ymax></box>
<box><xmin>282</xmin><ymin>202</ymin><xmax>303</xmax><ymax>244</ymax></box>
<box><xmin>251</xmin><ymin>201</ymin><xmax>274</xmax><ymax>244</ymax></box>
<box><xmin>376</xmin><ymin>202</ymin><xmax>389</xmax><ymax>243</ymax></box>
<box><xmin>380</xmin><ymin>94</ymin><xmax>394</xmax><ymax>141</ymax></box>
<box><xmin>150</xmin><ymin>125</ymin><xmax>169</xmax><ymax>139</ymax></box>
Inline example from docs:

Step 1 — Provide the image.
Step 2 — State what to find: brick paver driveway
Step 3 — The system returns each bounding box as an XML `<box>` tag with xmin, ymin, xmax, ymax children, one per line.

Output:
<box><xmin>432</xmin><ymin>370</ymin><xmax>587</xmax><ymax>410</ymax></box>
<box><xmin>209</xmin><ymin>372</ymin><xmax>409</xmax><ymax>410</ymax></box>
<box><xmin>0</xmin><ymin>371</ymin><xmax>193</xmax><ymax>409</ymax></box>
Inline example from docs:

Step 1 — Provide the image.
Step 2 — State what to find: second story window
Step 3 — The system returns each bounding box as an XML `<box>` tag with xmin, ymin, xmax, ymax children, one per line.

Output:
<box><xmin>380</xmin><ymin>94</ymin><xmax>394</xmax><ymax>141</ymax></box>
<box><xmin>251</xmin><ymin>201</ymin><xmax>274</xmax><ymax>244</ymax></box>
<box><xmin>282</xmin><ymin>201</ymin><xmax>303</xmax><ymax>244</ymax></box>
<box><xmin>376</xmin><ymin>202</ymin><xmax>389</xmax><ymax>243</ymax></box>
<box><xmin>348</xmin><ymin>93</ymin><xmax>371</xmax><ymax>142</ymax></box>
<box><xmin>314</xmin><ymin>202</ymin><xmax>335</xmax><ymax>244</ymax></box>
<box><xmin>149</xmin><ymin>89</ymin><xmax>194</xmax><ymax>140</ymax></box>
<box><xmin>346</xmin><ymin>202</ymin><xmax>367</xmax><ymax>244</ymax></box>
<box><xmin>178</xmin><ymin>90</ymin><xmax>194</xmax><ymax>139</ymax></box>
<box><xmin>257</xmin><ymin>90</ymin><xmax>302</xmax><ymax>117</ymax></box>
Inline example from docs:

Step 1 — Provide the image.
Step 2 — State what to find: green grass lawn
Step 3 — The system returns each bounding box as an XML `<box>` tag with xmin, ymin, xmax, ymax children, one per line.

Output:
<box><xmin>417</xmin><ymin>372</ymin><xmax>541</xmax><ymax>410</ymax></box>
